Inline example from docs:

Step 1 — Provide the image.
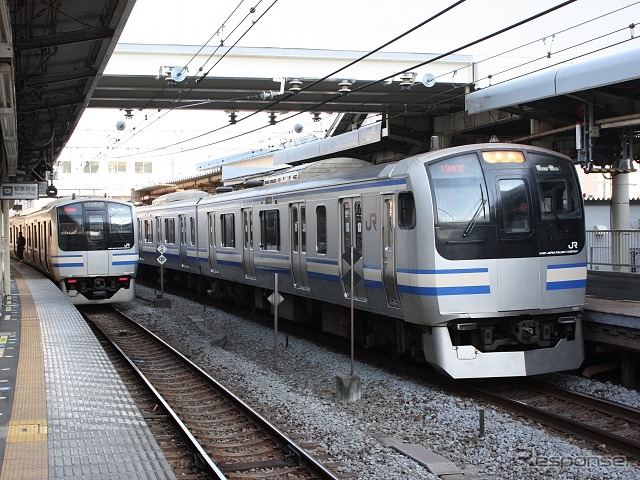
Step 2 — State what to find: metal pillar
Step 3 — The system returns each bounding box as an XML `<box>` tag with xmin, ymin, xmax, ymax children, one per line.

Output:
<box><xmin>2</xmin><ymin>200</ymin><xmax>9</xmax><ymax>300</ymax></box>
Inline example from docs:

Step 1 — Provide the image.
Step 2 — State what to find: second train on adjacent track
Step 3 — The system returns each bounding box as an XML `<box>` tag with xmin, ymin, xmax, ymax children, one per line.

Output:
<box><xmin>10</xmin><ymin>196</ymin><xmax>138</xmax><ymax>305</ymax></box>
<box><xmin>137</xmin><ymin>143</ymin><xmax>587</xmax><ymax>378</ymax></box>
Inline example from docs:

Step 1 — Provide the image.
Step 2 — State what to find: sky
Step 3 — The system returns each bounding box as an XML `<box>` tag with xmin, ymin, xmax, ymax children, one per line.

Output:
<box><xmin>57</xmin><ymin>0</ymin><xmax>640</xmax><ymax>179</ymax></box>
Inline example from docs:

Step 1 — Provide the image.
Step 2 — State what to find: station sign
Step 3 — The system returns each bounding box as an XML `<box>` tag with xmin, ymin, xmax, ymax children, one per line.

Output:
<box><xmin>0</xmin><ymin>183</ymin><xmax>39</xmax><ymax>199</ymax></box>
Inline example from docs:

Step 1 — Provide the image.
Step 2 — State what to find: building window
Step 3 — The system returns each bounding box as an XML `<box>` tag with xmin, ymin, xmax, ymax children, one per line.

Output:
<box><xmin>108</xmin><ymin>161</ymin><xmax>127</xmax><ymax>173</ymax></box>
<box><xmin>59</xmin><ymin>161</ymin><xmax>72</xmax><ymax>173</ymax></box>
<box><xmin>83</xmin><ymin>161</ymin><xmax>99</xmax><ymax>174</ymax></box>
<box><xmin>135</xmin><ymin>161</ymin><xmax>153</xmax><ymax>174</ymax></box>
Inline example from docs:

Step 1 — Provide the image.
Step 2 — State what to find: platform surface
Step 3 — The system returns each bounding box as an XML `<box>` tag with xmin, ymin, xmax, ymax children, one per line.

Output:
<box><xmin>0</xmin><ymin>262</ymin><xmax>176</xmax><ymax>480</ymax></box>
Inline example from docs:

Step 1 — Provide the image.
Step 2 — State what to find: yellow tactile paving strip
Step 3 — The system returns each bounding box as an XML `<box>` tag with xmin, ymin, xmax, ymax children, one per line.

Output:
<box><xmin>0</xmin><ymin>271</ymin><xmax>48</xmax><ymax>480</ymax></box>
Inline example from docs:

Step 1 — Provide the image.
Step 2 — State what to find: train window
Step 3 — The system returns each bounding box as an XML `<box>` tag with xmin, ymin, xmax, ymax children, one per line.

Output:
<box><xmin>221</xmin><ymin>213</ymin><xmax>235</xmax><ymax>248</ymax></box>
<box><xmin>355</xmin><ymin>201</ymin><xmax>362</xmax><ymax>251</ymax></box>
<box><xmin>428</xmin><ymin>154</ymin><xmax>489</xmax><ymax>224</ymax></box>
<box><xmin>143</xmin><ymin>220</ymin><xmax>151</xmax><ymax>242</ymax></box>
<box><xmin>530</xmin><ymin>153</ymin><xmax>582</xmax><ymax>219</ymax></box>
<box><xmin>398</xmin><ymin>192</ymin><xmax>416</xmax><ymax>229</ymax></box>
<box><xmin>190</xmin><ymin>218</ymin><xmax>196</xmax><ymax>246</ymax></box>
<box><xmin>208</xmin><ymin>212</ymin><xmax>215</xmax><ymax>247</ymax></box>
<box><xmin>316</xmin><ymin>205</ymin><xmax>327</xmax><ymax>254</ymax></box>
<box><xmin>109</xmin><ymin>204</ymin><xmax>133</xmax><ymax>234</ymax></box>
<box><xmin>292</xmin><ymin>206</ymin><xmax>299</xmax><ymax>253</ymax></box>
<box><xmin>88</xmin><ymin>213</ymin><xmax>105</xmax><ymax>240</ymax></box>
<box><xmin>58</xmin><ymin>203</ymin><xmax>85</xmax><ymax>251</ymax></box>
<box><xmin>500</xmin><ymin>179</ymin><xmax>531</xmax><ymax>233</ymax></box>
<box><xmin>180</xmin><ymin>217</ymin><xmax>187</xmax><ymax>246</ymax></box>
<box><xmin>301</xmin><ymin>206</ymin><xmax>306</xmax><ymax>253</ymax></box>
<box><xmin>164</xmin><ymin>218</ymin><xmax>176</xmax><ymax>244</ymax></box>
<box><xmin>259</xmin><ymin>209</ymin><xmax>280</xmax><ymax>251</ymax></box>
<box><xmin>343</xmin><ymin>202</ymin><xmax>352</xmax><ymax>250</ymax></box>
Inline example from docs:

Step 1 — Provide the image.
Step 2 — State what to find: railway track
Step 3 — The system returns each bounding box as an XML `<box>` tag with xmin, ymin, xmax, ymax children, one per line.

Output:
<box><xmin>81</xmin><ymin>306</ymin><xmax>341</xmax><ymax>480</ymax></box>
<box><xmin>138</xmin><ymin>281</ymin><xmax>640</xmax><ymax>465</ymax></box>
<box><xmin>462</xmin><ymin>377</ymin><xmax>640</xmax><ymax>460</ymax></box>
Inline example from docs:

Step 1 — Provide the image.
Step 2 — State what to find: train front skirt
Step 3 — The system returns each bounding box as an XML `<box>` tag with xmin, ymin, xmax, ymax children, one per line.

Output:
<box><xmin>422</xmin><ymin>320</ymin><xmax>584</xmax><ymax>378</ymax></box>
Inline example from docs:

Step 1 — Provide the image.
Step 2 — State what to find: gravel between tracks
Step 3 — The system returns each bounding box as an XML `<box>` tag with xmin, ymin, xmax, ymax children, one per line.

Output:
<box><xmin>117</xmin><ymin>285</ymin><xmax>640</xmax><ymax>480</ymax></box>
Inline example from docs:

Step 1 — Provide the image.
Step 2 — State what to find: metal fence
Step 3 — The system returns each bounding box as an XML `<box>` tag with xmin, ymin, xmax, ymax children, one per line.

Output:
<box><xmin>586</xmin><ymin>229</ymin><xmax>640</xmax><ymax>273</ymax></box>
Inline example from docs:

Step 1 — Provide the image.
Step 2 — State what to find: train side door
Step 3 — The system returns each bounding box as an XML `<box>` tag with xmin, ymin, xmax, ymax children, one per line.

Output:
<box><xmin>242</xmin><ymin>207</ymin><xmax>256</xmax><ymax>280</ymax></box>
<box><xmin>179</xmin><ymin>214</ymin><xmax>189</xmax><ymax>268</ymax></box>
<box><xmin>290</xmin><ymin>202</ymin><xmax>309</xmax><ymax>290</ymax></box>
<box><xmin>382</xmin><ymin>195</ymin><xmax>400</xmax><ymax>308</ymax></box>
<box><xmin>340</xmin><ymin>198</ymin><xmax>366</xmax><ymax>302</ymax></box>
<box><xmin>207</xmin><ymin>211</ymin><xmax>219</xmax><ymax>273</ymax></box>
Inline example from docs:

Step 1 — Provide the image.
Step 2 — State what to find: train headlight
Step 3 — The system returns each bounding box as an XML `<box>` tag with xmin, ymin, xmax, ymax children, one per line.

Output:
<box><xmin>116</xmin><ymin>277</ymin><xmax>131</xmax><ymax>289</ymax></box>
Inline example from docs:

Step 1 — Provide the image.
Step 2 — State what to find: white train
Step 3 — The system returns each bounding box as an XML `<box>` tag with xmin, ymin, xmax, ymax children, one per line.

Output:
<box><xmin>9</xmin><ymin>196</ymin><xmax>138</xmax><ymax>305</ymax></box>
<box><xmin>137</xmin><ymin>143</ymin><xmax>587</xmax><ymax>378</ymax></box>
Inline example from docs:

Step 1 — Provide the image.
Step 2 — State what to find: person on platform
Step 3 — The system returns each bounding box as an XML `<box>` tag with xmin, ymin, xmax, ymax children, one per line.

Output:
<box><xmin>16</xmin><ymin>231</ymin><xmax>25</xmax><ymax>263</ymax></box>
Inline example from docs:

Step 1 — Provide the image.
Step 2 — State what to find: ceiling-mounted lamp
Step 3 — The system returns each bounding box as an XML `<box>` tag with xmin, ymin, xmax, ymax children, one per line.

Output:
<box><xmin>311</xmin><ymin>112</ymin><xmax>321</xmax><ymax>122</ymax></box>
<box><xmin>288</xmin><ymin>78</ymin><xmax>302</xmax><ymax>93</ymax></box>
<box><xmin>268</xmin><ymin>112</ymin><xmax>277</xmax><ymax>125</ymax></box>
<box><xmin>338</xmin><ymin>79</ymin><xmax>353</xmax><ymax>95</ymax></box>
<box><xmin>399</xmin><ymin>72</ymin><xmax>417</xmax><ymax>89</ymax></box>
<box><xmin>123</xmin><ymin>109</ymin><xmax>134</xmax><ymax>119</ymax></box>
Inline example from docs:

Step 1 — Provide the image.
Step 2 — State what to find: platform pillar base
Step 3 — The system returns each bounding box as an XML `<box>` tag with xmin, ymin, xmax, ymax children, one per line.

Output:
<box><xmin>335</xmin><ymin>374</ymin><xmax>361</xmax><ymax>402</ymax></box>
<box><xmin>154</xmin><ymin>297</ymin><xmax>172</xmax><ymax>308</ymax></box>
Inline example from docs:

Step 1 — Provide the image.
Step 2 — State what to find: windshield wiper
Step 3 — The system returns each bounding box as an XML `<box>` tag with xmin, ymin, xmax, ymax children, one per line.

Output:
<box><xmin>549</xmin><ymin>208</ymin><xmax>568</xmax><ymax>233</ymax></box>
<box><xmin>463</xmin><ymin>186</ymin><xmax>487</xmax><ymax>237</ymax></box>
<box><xmin>543</xmin><ymin>199</ymin><xmax>568</xmax><ymax>233</ymax></box>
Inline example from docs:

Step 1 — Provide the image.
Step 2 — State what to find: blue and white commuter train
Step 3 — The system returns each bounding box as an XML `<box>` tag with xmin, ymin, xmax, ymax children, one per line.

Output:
<box><xmin>9</xmin><ymin>196</ymin><xmax>138</xmax><ymax>305</ymax></box>
<box><xmin>137</xmin><ymin>143</ymin><xmax>587</xmax><ymax>378</ymax></box>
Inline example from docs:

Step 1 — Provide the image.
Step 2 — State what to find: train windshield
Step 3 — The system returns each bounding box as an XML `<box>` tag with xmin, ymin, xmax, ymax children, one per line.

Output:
<box><xmin>58</xmin><ymin>202</ymin><xmax>135</xmax><ymax>251</ymax></box>
<box><xmin>428</xmin><ymin>153</ymin><xmax>489</xmax><ymax>224</ymax></box>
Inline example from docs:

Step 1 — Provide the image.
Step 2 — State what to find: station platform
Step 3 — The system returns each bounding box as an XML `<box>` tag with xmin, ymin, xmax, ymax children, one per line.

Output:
<box><xmin>0</xmin><ymin>262</ymin><xmax>176</xmax><ymax>480</ymax></box>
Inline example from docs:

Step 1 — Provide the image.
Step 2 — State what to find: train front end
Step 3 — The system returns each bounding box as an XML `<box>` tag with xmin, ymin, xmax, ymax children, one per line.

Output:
<box><xmin>55</xmin><ymin>200</ymin><xmax>138</xmax><ymax>304</ymax></box>
<box><xmin>412</xmin><ymin>145</ymin><xmax>586</xmax><ymax>378</ymax></box>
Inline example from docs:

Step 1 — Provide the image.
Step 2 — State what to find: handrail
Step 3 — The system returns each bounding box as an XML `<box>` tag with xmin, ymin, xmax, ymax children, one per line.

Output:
<box><xmin>585</xmin><ymin>229</ymin><xmax>640</xmax><ymax>274</ymax></box>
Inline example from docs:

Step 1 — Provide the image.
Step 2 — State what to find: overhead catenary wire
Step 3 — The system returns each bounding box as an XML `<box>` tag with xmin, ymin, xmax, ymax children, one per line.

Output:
<box><xmin>106</xmin><ymin>0</ymin><xmax>579</xmax><ymax>160</ymax></box>
<box><xmin>111</xmin><ymin>1</ymin><xmax>277</xmax><ymax>151</ymax></box>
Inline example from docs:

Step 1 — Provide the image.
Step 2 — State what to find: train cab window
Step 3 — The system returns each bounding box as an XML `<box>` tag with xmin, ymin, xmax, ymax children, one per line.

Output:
<box><xmin>259</xmin><ymin>209</ymin><xmax>280</xmax><ymax>251</ymax></box>
<box><xmin>398</xmin><ymin>192</ymin><xmax>416</xmax><ymax>229</ymax></box>
<box><xmin>500</xmin><ymin>179</ymin><xmax>531</xmax><ymax>233</ymax></box>
<box><xmin>221</xmin><ymin>213</ymin><xmax>235</xmax><ymax>248</ymax></box>
<box><xmin>58</xmin><ymin>203</ymin><xmax>85</xmax><ymax>250</ymax></box>
<box><xmin>428</xmin><ymin>154</ymin><xmax>489</xmax><ymax>225</ymax></box>
<box><xmin>316</xmin><ymin>205</ymin><xmax>327</xmax><ymax>254</ymax></box>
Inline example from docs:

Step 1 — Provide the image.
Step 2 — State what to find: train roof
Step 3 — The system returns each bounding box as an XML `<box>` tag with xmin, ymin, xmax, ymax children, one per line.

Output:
<box><xmin>136</xmin><ymin>143</ymin><xmax>575</xmax><ymax>211</ymax></box>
